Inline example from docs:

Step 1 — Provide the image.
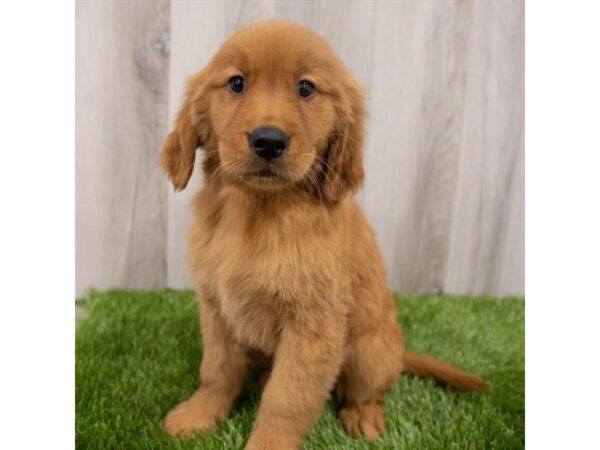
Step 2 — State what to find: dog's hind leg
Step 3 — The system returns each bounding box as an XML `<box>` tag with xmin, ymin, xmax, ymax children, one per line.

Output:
<box><xmin>338</xmin><ymin>317</ymin><xmax>404</xmax><ymax>441</ymax></box>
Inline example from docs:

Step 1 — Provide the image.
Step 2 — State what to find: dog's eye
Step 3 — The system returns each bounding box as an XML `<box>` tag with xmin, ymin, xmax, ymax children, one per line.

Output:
<box><xmin>229</xmin><ymin>76</ymin><xmax>246</xmax><ymax>94</ymax></box>
<box><xmin>297</xmin><ymin>80</ymin><xmax>315</xmax><ymax>99</ymax></box>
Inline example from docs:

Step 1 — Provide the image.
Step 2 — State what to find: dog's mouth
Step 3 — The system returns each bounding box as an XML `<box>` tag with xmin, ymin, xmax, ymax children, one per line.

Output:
<box><xmin>238</xmin><ymin>166</ymin><xmax>293</xmax><ymax>189</ymax></box>
<box><xmin>246</xmin><ymin>167</ymin><xmax>288</xmax><ymax>180</ymax></box>
<box><xmin>254</xmin><ymin>168</ymin><xmax>278</xmax><ymax>178</ymax></box>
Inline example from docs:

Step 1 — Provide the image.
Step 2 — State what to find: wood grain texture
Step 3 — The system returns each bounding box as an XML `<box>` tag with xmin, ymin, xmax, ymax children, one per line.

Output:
<box><xmin>165</xmin><ymin>0</ymin><xmax>227</xmax><ymax>288</ymax></box>
<box><xmin>76</xmin><ymin>0</ymin><xmax>170</xmax><ymax>296</ymax></box>
<box><xmin>363</xmin><ymin>0</ymin><xmax>464</xmax><ymax>294</ymax></box>
<box><xmin>444</xmin><ymin>0</ymin><xmax>525</xmax><ymax>296</ymax></box>
<box><xmin>76</xmin><ymin>0</ymin><xmax>524</xmax><ymax>297</ymax></box>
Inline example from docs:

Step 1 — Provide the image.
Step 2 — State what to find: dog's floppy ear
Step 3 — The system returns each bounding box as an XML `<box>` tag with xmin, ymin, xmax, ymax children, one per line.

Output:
<box><xmin>160</xmin><ymin>70</ymin><xmax>211</xmax><ymax>191</ymax></box>
<box><xmin>321</xmin><ymin>78</ymin><xmax>366</xmax><ymax>204</ymax></box>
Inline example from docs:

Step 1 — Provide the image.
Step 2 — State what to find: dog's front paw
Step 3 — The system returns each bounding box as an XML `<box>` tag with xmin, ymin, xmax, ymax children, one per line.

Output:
<box><xmin>339</xmin><ymin>402</ymin><xmax>386</xmax><ymax>441</ymax></box>
<box><xmin>245</xmin><ymin>434</ymin><xmax>300</xmax><ymax>450</ymax></box>
<box><xmin>163</xmin><ymin>397</ymin><xmax>218</xmax><ymax>437</ymax></box>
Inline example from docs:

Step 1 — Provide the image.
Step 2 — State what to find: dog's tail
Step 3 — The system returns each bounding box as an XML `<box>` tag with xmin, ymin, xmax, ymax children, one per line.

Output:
<box><xmin>402</xmin><ymin>351</ymin><xmax>488</xmax><ymax>391</ymax></box>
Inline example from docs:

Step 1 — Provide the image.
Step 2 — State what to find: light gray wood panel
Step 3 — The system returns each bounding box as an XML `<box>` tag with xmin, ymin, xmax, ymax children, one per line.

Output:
<box><xmin>75</xmin><ymin>0</ymin><xmax>170</xmax><ymax>296</ymax></box>
<box><xmin>224</xmin><ymin>0</ymin><xmax>277</xmax><ymax>33</ymax></box>
<box><xmin>363</xmin><ymin>0</ymin><xmax>463</xmax><ymax>294</ymax></box>
<box><xmin>76</xmin><ymin>0</ymin><xmax>524</xmax><ymax>297</ymax></box>
<box><xmin>444</xmin><ymin>0</ymin><xmax>524</xmax><ymax>296</ymax></box>
<box><xmin>166</xmin><ymin>0</ymin><xmax>226</xmax><ymax>288</ymax></box>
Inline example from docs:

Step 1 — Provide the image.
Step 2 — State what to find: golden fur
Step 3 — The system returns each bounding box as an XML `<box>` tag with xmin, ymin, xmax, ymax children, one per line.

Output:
<box><xmin>160</xmin><ymin>20</ymin><xmax>486</xmax><ymax>449</ymax></box>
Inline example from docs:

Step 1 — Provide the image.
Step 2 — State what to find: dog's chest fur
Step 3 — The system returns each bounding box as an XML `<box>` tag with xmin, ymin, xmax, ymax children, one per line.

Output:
<box><xmin>189</xmin><ymin>188</ymin><xmax>340</xmax><ymax>354</ymax></box>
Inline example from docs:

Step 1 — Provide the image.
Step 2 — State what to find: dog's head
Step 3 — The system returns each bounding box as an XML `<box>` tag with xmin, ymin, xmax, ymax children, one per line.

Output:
<box><xmin>160</xmin><ymin>20</ymin><xmax>365</xmax><ymax>204</ymax></box>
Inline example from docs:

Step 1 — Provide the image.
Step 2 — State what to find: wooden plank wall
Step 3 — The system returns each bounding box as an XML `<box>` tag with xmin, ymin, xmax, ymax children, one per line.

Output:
<box><xmin>76</xmin><ymin>0</ymin><xmax>524</xmax><ymax>298</ymax></box>
<box><xmin>75</xmin><ymin>0</ymin><xmax>170</xmax><ymax>294</ymax></box>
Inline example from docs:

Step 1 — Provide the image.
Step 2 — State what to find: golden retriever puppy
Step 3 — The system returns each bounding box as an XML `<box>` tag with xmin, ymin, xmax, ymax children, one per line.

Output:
<box><xmin>160</xmin><ymin>20</ymin><xmax>486</xmax><ymax>450</ymax></box>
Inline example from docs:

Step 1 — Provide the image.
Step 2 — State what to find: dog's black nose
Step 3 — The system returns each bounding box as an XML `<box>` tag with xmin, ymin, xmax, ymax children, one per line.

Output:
<box><xmin>249</xmin><ymin>126</ymin><xmax>288</xmax><ymax>160</ymax></box>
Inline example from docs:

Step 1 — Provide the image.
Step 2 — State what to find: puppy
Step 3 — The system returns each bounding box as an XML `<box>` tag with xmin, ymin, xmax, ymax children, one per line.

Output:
<box><xmin>160</xmin><ymin>20</ymin><xmax>486</xmax><ymax>450</ymax></box>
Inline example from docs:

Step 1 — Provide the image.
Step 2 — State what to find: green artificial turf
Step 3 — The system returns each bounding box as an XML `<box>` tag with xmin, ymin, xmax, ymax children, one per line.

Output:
<box><xmin>76</xmin><ymin>290</ymin><xmax>524</xmax><ymax>450</ymax></box>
